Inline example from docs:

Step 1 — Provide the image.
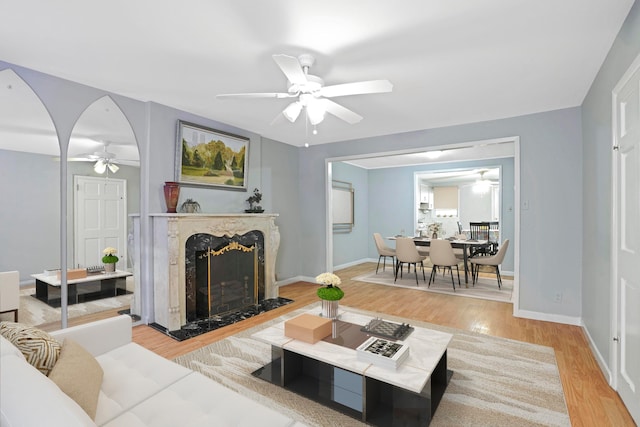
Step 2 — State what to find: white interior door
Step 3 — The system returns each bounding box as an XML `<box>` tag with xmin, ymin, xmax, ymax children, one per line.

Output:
<box><xmin>613</xmin><ymin>58</ymin><xmax>640</xmax><ymax>424</ymax></box>
<box><xmin>74</xmin><ymin>176</ymin><xmax>127</xmax><ymax>270</ymax></box>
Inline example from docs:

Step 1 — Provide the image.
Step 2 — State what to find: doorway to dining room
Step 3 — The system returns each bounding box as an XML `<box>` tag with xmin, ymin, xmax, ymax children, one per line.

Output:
<box><xmin>325</xmin><ymin>136</ymin><xmax>520</xmax><ymax>312</ymax></box>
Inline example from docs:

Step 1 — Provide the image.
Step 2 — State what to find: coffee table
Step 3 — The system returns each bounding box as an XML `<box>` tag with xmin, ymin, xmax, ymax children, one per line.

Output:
<box><xmin>31</xmin><ymin>270</ymin><xmax>132</xmax><ymax>307</ymax></box>
<box><xmin>251</xmin><ymin>306</ymin><xmax>453</xmax><ymax>426</ymax></box>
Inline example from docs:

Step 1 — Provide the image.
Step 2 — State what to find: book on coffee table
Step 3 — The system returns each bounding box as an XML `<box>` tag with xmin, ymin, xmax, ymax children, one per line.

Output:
<box><xmin>356</xmin><ymin>336</ymin><xmax>409</xmax><ymax>370</ymax></box>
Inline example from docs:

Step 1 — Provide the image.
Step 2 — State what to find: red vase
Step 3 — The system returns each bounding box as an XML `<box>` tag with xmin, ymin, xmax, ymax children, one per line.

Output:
<box><xmin>163</xmin><ymin>181</ymin><xmax>180</xmax><ymax>213</ymax></box>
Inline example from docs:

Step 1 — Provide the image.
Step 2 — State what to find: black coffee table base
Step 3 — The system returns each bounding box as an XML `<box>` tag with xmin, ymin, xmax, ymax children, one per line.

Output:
<box><xmin>252</xmin><ymin>346</ymin><xmax>452</xmax><ymax>427</ymax></box>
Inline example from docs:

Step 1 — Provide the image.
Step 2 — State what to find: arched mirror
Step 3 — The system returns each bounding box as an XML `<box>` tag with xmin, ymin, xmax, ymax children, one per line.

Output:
<box><xmin>0</xmin><ymin>68</ymin><xmax>61</xmax><ymax>326</ymax></box>
<box><xmin>67</xmin><ymin>95</ymin><xmax>140</xmax><ymax>320</ymax></box>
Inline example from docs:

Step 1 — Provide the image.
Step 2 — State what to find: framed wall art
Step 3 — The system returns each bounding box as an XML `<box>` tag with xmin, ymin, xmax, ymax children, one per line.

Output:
<box><xmin>175</xmin><ymin>120</ymin><xmax>249</xmax><ymax>190</ymax></box>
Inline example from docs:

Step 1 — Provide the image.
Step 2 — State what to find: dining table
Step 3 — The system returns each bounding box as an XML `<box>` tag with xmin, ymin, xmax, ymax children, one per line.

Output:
<box><xmin>387</xmin><ymin>236</ymin><xmax>489</xmax><ymax>287</ymax></box>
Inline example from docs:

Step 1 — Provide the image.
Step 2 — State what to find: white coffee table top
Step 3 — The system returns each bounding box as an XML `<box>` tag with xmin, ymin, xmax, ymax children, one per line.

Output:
<box><xmin>32</xmin><ymin>270</ymin><xmax>132</xmax><ymax>287</ymax></box>
<box><xmin>252</xmin><ymin>306</ymin><xmax>452</xmax><ymax>393</ymax></box>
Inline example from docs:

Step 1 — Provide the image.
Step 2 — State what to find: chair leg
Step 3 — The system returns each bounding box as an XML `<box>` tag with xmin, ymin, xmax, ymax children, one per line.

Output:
<box><xmin>421</xmin><ymin>261</ymin><xmax>426</xmax><ymax>282</ymax></box>
<box><xmin>455</xmin><ymin>265</ymin><xmax>460</xmax><ymax>288</ymax></box>
<box><xmin>376</xmin><ymin>255</ymin><xmax>382</xmax><ymax>274</ymax></box>
<box><xmin>394</xmin><ymin>261</ymin><xmax>401</xmax><ymax>282</ymax></box>
<box><xmin>496</xmin><ymin>266</ymin><xmax>502</xmax><ymax>289</ymax></box>
<box><xmin>413</xmin><ymin>263</ymin><xmax>419</xmax><ymax>285</ymax></box>
<box><xmin>448</xmin><ymin>266</ymin><xmax>455</xmax><ymax>291</ymax></box>
<box><xmin>428</xmin><ymin>266</ymin><xmax>436</xmax><ymax>287</ymax></box>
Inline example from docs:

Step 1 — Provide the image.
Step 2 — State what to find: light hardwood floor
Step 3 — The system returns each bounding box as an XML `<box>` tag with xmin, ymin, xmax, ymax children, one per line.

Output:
<box><xmin>54</xmin><ymin>262</ymin><xmax>635</xmax><ymax>426</ymax></box>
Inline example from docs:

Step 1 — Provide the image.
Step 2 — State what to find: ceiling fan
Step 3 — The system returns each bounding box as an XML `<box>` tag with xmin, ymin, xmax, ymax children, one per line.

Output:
<box><xmin>68</xmin><ymin>141</ymin><xmax>136</xmax><ymax>174</ymax></box>
<box><xmin>217</xmin><ymin>54</ymin><xmax>393</xmax><ymax>128</ymax></box>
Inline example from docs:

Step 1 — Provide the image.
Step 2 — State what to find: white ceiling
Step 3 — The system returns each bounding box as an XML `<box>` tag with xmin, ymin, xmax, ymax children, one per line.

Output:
<box><xmin>0</xmin><ymin>0</ymin><xmax>634</xmax><ymax>148</ymax></box>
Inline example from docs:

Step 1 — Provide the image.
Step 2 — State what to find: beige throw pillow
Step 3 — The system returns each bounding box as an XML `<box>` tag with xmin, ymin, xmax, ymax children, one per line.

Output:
<box><xmin>48</xmin><ymin>338</ymin><xmax>104</xmax><ymax>420</ymax></box>
<box><xmin>0</xmin><ymin>321</ymin><xmax>61</xmax><ymax>375</ymax></box>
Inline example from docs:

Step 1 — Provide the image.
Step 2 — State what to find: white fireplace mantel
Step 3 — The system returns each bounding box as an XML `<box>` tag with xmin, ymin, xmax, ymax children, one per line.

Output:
<box><xmin>147</xmin><ymin>213</ymin><xmax>280</xmax><ymax>331</ymax></box>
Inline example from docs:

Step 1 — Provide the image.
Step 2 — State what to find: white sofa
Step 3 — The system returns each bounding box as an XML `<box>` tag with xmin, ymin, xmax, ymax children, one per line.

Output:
<box><xmin>0</xmin><ymin>315</ymin><xmax>306</xmax><ymax>427</ymax></box>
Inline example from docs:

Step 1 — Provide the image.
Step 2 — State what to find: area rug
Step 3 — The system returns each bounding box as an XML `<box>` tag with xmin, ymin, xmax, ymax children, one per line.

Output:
<box><xmin>352</xmin><ymin>268</ymin><xmax>513</xmax><ymax>303</ymax></box>
<box><xmin>173</xmin><ymin>303</ymin><xmax>569</xmax><ymax>427</ymax></box>
<box><xmin>5</xmin><ymin>287</ymin><xmax>132</xmax><ymax>326</ymax></box>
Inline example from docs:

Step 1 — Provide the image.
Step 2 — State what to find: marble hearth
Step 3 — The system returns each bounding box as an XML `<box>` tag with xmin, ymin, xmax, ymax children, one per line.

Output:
<box><xmin>149</xmin><ymin>214</ymin><xmax>280</xmax><ymax>331</ymax></box>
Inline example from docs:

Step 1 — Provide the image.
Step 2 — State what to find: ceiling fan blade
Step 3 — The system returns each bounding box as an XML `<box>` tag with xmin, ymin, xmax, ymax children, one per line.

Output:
<box><xmin>67</xmin><ymin>157</ymin><xmax>94</xmax><ymax>162</ymax></box>
<box><xmin>322</xmin><ymin>99</ymin><xmax>363</xmax><ymax>124</ymax></box>
<box><xmin>217</xmin><ymin>92</ymin><xmax>294</xmax><ymax>99</ymax></box>
<box><xmin>272</xmin><ymin>54</ymin><xmax>307</xmax><ymax>85</ymax></box>
<box><xmin>320</xmin><ymin>79</ymin><xmax>393</xmax><ymax>98</ymax></box>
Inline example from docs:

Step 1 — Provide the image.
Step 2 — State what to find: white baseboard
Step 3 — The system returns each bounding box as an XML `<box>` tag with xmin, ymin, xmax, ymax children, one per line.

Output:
<box><xmin>582</xmin><ymin>324</ymin><xmax>613</xmax><ymax>385</ymax></box>
<box><xmin>277</xmin><ymin>276</ymin><xmax>315</xmax><ymax>287</ymax></box>
<box><xmin>514</xmin><ymin>309</ymin><xmax>582</xmax><ymax>326</ymax></box>
<box><xmin>334</xmin><ymin>258</ymin><xmax>375</xmax><ymax>271</ymax></box>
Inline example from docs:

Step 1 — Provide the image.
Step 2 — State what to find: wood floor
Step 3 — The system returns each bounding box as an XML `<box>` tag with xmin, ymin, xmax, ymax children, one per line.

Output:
<box><xmin>60</xmin><ymin>262</ymin><xmax>635</xmax><ymax>426</ymax></box>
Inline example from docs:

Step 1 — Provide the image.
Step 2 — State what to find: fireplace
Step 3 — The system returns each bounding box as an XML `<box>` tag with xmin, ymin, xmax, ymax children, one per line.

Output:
<box><xmin>186</xmin><ymin>231</ymin><xmax>265</xmax><ymax>322</ymax></box>
<box><xmin>148</xmin><ymin>214</ymin><xmax>280</xmax><ymax>331</ymax></box>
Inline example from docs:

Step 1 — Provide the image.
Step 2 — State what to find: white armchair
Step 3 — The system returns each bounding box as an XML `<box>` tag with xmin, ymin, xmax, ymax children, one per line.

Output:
<box><xmin>0</xmin><ymin>271</ymin><xmax>19</xmax><ymax>322</ymax></box>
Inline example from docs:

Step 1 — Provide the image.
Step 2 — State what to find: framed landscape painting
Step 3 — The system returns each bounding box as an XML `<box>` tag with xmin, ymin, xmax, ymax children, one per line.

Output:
<box><xmin>175</xmin><ymin>120</ymin><xmax>249</xmax><ymax>190</ymax></box>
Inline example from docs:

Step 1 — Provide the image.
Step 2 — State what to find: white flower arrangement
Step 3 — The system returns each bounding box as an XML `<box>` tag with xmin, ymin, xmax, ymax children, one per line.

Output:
<box><xmin>315</xmin><ymin>272</ymin><xmax>344</xmax><ymax>301</ymax></box>
<box><xmin>315</xmin><ymin>272</ymin><xmax>341</xmax><ymax>286</ymax></box>
<box><xmin>102</xmin><ymin>247</ymin><xmax>119</xmax><ymax>264</ymax></box>
<box><xmin>427</xmin><ymin>222</ymin><xmax>442</xmax><ymax>234</ymax></box>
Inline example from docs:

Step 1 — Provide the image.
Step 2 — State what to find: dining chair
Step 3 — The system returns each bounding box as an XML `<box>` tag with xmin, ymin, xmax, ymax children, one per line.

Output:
<box><xmin>0</xmin><ymin>271</ymin><xmax>19</xmax><ymax>322</ymax></box>
<box><xmin>394</xmin><ymin>237</ymin><xmax>427</xmax><ymax>285</ymax></box>
<box><xmin>469</xmin><ymin>222</ymin><xmax>491</xmax><ymax>257</ymax></box>
<box><xmin>488</xmin><ymin>221</ymin><xmax>499</xmax><ymax>255</ymax></box>
<box><xmin>470</xmin><ymin>239</ymin><xmax>510</xmax><ymax>288</ymax></box>
<box><xmin>373</xmin><ymin>233</ymin><xmax>396</xmax><ymax>274</ymax></box>
<box><xmin>428</xmin><ymin>239</ymin><xmax>461</xmax><ymax>290</ymax></box>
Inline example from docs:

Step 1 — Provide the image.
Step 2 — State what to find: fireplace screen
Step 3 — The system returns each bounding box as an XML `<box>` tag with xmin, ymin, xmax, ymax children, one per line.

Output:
<box><xmin>185</xmin><ymin>232</ymin><xmax>265</xmax><ymax>322</ymax></box>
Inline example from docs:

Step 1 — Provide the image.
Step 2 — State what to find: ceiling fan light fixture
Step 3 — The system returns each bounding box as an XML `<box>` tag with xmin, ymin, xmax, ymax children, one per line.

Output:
<box><xmin>94</xmin><ymin>159</ymin><xmax>107</xmax><ymax>174</ymax></box>
<box><xmin>473</xmin><ymin>171</ymin><xmax>491</xmax><ymax>194</ymax></box>
<box><xmin>283</xmin><ymin>101</ymin><xmax>302</xmax><ymax>122</ymax></box>
<box><xmin>306</xmin><ymin>99</ymin><xmax>326</xmax><ymax>125</ymax></box>
<box><xmin>108</xmin><ymin>163</ymin><xmax>119</xmax><ymax>173</ymax></box>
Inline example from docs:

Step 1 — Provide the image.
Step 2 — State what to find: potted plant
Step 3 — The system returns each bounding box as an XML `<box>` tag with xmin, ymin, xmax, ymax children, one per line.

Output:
<box><xmin>180</xmin><ymin>198</ymin><xmax>201</xmax><ymax>213</ymax></box>
<box><xmin>316</xmin><ymin>272</ymin><xmax>344</xmax><ymax>318</ymax></box>
<box><xmin>102</xmin><ymin>247</ymin><xmax>119</xmax><ymax>273</ymax></box>
<box><xmin>245</xmin><ymin>188</ymin><xmax>264</xmax><ymax>213</ymax></box>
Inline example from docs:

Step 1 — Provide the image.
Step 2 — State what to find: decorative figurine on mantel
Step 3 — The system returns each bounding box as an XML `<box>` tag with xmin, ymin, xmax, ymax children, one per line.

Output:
<box><xmin>245</xmin><ymin>188</ymin><xmax>264</xmax><ymax>213</ymax></box>
<box><xmin>180</xmin><ymin>198</ymin><xmax>201</xmax><ymax>213</ymax></box>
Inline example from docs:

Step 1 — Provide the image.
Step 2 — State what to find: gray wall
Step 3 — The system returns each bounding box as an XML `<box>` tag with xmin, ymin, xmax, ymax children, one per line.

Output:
<box><xmin>261</xmin><ymin>137</ymin><xmax>301</xmax><ymax>281</ymax></box>
<box><xmin>581</xmin><ymin>1</ymin><xmax>640</xmax><ymax>370</ymax></box>
<box><xmin>332</xmin><ymin>162</ymin><xmax>370</xmax><ymax>267</ymax></box>
<box><xmin>299</xmin><ymin>107</ymin><xmax>583</xmax><ymax>318</ymax></box>
<box><xmin>0</xmin><ymin>150</ymin><xmax>60</xmax><ymax>281</ymax></box>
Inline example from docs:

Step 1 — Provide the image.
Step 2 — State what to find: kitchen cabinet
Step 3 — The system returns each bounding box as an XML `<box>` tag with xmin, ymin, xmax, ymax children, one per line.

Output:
<box><xmin>419</xmin><ymin>184</ymin><xmax>433</xmax><ymax>209</ymax></box>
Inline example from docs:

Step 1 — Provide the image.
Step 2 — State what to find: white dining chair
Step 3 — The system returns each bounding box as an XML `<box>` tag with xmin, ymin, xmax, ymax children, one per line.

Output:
<box><xmin>394</xmin><ymin>237</ymin><xmax>427</xmax><ymax>285</ymax></box>
<box><xmin>373</xmin><ymin>233</ymin><xmax>396</xmax><ymax>273</ymax></box>
<box><xmin>470</xmin><ymin>239</ymin><xmax>510</xmax><ymax>288</ymax></box>
<box><xmin>428</xmin><ymin>240</ymin><xmax>461</xmax><ymax>291</ymax></box>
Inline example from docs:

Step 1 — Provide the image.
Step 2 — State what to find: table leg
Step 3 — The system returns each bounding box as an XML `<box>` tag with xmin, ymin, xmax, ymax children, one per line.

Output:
<box><xmin>463</xmin><ymin>249</ymin><xmax>470</xmax><ymax>288</ymax></box>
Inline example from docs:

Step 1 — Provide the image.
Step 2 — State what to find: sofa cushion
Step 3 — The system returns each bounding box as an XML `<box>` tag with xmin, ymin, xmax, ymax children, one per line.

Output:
<box><xmin>0</xmin><ymin>352</ymin><xmax>96</xmax><ymax>427</ymax></box>
<box><xmin>0</xmin><ymin>321</ymin><xmax>61</xmax><ymax>375</ymax></box>
<box><xmin>49</xmin><ymin>339</ymin><xmax>104</xmax><ymax>420</ymax></box>
<box><xmin>93</xmin><ymin>342</ymin><xmax>192</xmax><ymax>426</ymax></box>
<box><xmin>0</xmin><ymin>334</ymin><xmax>24</xmax><ymax>359</ymax></box>
<box><xmin>101</xmin><ymin>372</ymin><xmax>298</xmax><ymax>427</ymax></box>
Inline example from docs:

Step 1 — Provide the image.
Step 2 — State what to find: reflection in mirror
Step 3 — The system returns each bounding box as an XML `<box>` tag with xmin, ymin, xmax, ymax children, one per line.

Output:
<box><xmin>67</xmin><ymin>95</ymin><xmax>140</xmax><ymax>320</ymax></box>
<box><xmin>0</xmin><ymin>68</ymin><xmax>61</xmax><ymax>326</ymax></box>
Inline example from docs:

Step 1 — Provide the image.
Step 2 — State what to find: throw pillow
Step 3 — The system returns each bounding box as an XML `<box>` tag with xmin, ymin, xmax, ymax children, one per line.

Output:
<box><xmin>48</xmin><ymin>338</ymin><xmax>104</xmax><ymax>420</ymax></box>
<box><xmin>0</xmin><ymin>321</ymin><xmax>61</xmax><ymax>375</ymax></box>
